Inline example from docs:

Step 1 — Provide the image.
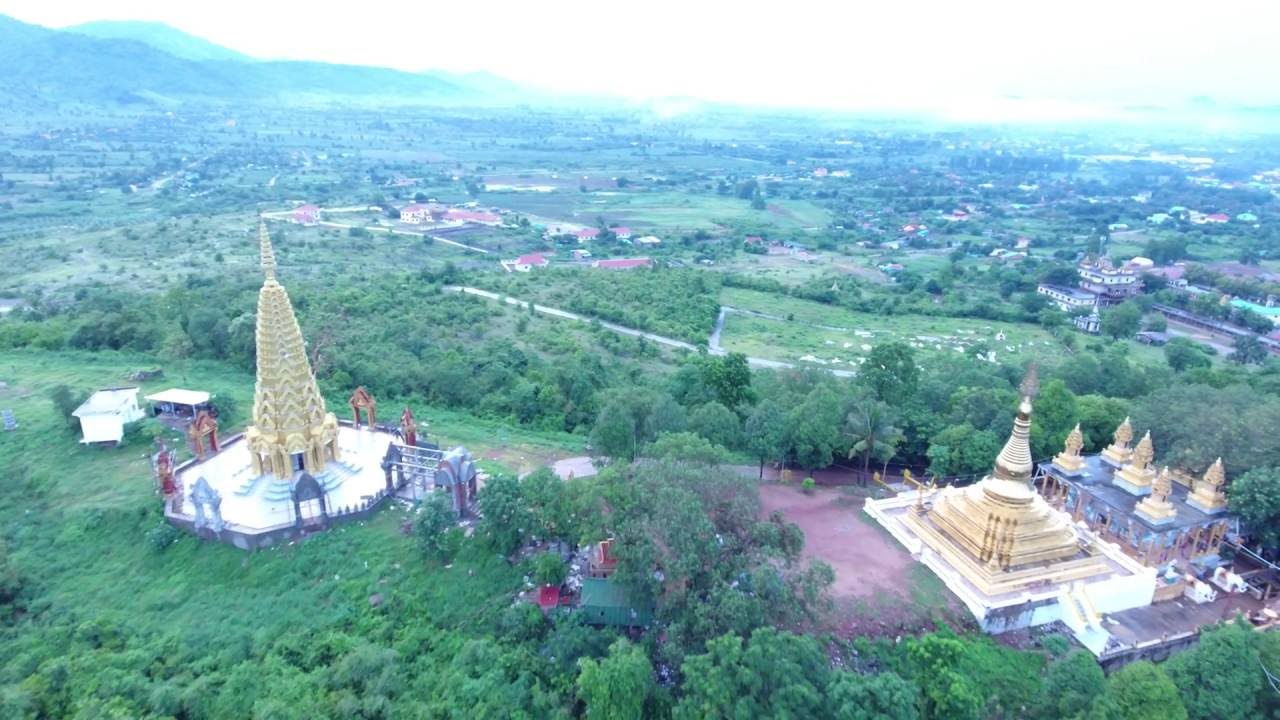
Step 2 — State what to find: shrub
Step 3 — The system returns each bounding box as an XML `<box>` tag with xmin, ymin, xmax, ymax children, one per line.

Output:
<box><xmin>533</xmin><ymin>552</ymin><xmax>566</xmax><ymax>587</ymax></box>
<box><xmin>145</xmin><ymin>522</ymin><xmax>182</xmax><ymax>553</ymax></box>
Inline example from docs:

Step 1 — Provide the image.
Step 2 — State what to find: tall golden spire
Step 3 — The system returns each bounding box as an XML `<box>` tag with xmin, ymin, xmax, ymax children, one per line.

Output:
<box><xmin>992</xmin><ymin>395</ymin><xmax>1035</xmax><ymax>483</ymax></box>
<box><xmin>258</xmin><ymin>218</ymin><xmax>277</xmax><ymax>281</ymax></box>
<box><xmin>918</xmin><ymin>394</ymin><xmax>1081</xmax><ymax>573</ymax></box>
<box><xmin>244</xmin><ymin>221</ymin><xmax>339</xmax><ymax>478</ymax></box>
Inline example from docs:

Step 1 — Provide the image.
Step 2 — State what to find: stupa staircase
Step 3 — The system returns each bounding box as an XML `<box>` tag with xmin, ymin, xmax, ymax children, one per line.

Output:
<box><xmin>1060</xmin><ymin>582</ymin><xmax>1110</xmax><ymax>655</ymax></box>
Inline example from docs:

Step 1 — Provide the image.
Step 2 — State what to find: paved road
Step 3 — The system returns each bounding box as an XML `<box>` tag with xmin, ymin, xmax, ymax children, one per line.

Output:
<box><xmin>450</xmin><ymin>286</ymin><xmax>856</xmax><ymax>377</ymax></box>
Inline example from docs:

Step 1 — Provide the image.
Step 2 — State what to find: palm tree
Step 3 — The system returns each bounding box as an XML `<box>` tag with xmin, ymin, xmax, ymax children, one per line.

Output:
<box><xmin>845</xmin><ymin>400</ymin><xmax>904</xmax><ymax>486</ymax></box>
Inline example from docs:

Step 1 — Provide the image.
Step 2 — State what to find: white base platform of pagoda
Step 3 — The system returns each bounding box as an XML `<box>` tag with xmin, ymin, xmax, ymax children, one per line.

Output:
<box><xmin>865</xmin><ymin>491</ymin><xmax>1157</xmax><ymax>656</ymax></box>
<box><xmin>171</xmin><ymin>425</ymin><xmax>397</xmax><ymax>534</ymax></box>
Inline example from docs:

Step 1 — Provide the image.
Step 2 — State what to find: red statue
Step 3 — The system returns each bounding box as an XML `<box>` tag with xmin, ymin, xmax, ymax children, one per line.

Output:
<box><xmin>400</xmin><ymin>406</ymin><xmax>417</xmax><ymax>446</ymax></box>
<box><xmin>188</xmin><ymin>410</ymin><xmax>219</xmax><ymax>459</ymax></box>
<box><xmin>349</xmin><ymin>386</ymin><xmax>376</xmax><ymax>428</ymax></box>
<box><xmin>153</xmin><ymin>439</ymin><xmax>182</xmax><ymax>512</ymax></box>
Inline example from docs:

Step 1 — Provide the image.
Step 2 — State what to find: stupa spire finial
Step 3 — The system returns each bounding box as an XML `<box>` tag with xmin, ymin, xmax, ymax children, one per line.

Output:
<box><xmin>993</xmin><ymin>394</ymin><xmax>1034</xmax><ymax>483</ymax></box>
<box><xmin>258</xmin><ymin>218</ymin><xmax>276</xmax><ymax>281</ymax></box>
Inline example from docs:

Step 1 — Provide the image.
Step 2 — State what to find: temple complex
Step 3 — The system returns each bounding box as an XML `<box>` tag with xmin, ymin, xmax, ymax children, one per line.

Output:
<box><xmin>162</xmin><ymin>221</ymin><xmax>479</xmax><ymax>548</ymax></box>
<box><xmin>866</xmin><ymin>394</ymin><xmax>1156</xmax><ymax>653</ymax></box>
<box><xmin>1036</xmin><ymin>417</ymin><xmax>1237</xmax><ymax>572</ymax></box>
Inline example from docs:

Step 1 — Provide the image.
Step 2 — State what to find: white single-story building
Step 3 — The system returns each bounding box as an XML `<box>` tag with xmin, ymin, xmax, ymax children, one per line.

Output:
<box><xmin>73</xmin><ymin>387</ymin><xmax>145</xmax><ymax>444</ymax></box>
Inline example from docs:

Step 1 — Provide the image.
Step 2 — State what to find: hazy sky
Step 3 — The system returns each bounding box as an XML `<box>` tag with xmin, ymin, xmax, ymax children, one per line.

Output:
<box><xmin>4</xmin><ymin>0</ymin><xmax>1278</xmax><ymax>117</ymax></box>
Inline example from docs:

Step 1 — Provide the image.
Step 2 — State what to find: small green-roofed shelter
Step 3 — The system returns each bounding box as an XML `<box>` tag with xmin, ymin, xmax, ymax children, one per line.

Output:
<box><xmin>579</xmin><ymin>577</ymin><xmax>653</xmax><ymax>628</ymax></box>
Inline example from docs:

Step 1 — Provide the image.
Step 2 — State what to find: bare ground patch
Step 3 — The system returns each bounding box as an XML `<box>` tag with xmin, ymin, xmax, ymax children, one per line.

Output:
<box><xmin>759</xmin><ymin>483</ymin><xmax>967</xmax><ymax>636</ymax></box>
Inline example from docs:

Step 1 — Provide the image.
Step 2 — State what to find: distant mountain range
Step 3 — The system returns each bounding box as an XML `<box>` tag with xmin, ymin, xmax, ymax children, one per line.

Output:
<box><xmin>0</xmin><ymin>15</ymin><xmax>531</xmax><ymax>107</ymax></box>
<box><xmin>66</xmin><ymin>20</ymin><xmax>253</xmax><ymax>62</ymax></box>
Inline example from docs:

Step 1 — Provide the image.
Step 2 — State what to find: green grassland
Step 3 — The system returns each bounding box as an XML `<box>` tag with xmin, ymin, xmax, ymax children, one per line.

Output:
<box><xmin>0</xmin><ymin>391</ymin><xmax>531</xmax><ymax>718</ymax></box>
<box><xmin>718</xmin><ymin>287</ymin><xmax>1066</xmax><ymax>366</ymax></box>
<box><xmin>481</xmin><ymin>188</ymin><xmax>830</xmax><ymax>234</ymax></box>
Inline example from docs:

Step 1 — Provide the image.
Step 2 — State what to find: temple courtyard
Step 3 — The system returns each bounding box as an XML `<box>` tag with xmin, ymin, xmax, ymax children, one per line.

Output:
<box><xmin>171</xmin><ymin>425</ymin><xmax>399</xmax><ymax>534</ymax></box>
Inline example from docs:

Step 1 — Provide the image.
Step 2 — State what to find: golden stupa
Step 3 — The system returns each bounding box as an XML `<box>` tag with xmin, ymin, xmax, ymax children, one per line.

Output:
<box><xmin>1112</xmin><ymin>431</ymin><xmax>1156</xmax><ymax>495</ymax></box>
<box><xmin>244</xmin><ymin>221</ymin><xmax>340</xmax><ymax>478</ymax></box>
<box><xmin>1100</xmin><ymin>416</ymin><xmax>1134</xmax><ymax>466</ymax></box>
<box><xmin>1135</xmin><ymin>466</ymin><xmax>1177</xmax><ymax>525</ymax></box>
<box><xmin>904</xmin><ymin>395</ymin><xmax>1108</xmax><ymax>595</ymax></box>
<box><xmin>1187</xmin><ymin>457</ymin><xmax>1229</xmax><ymax>514</ymax></box>
<box><xmin>1052</xmin><ymin>423</ymin><xmax>1086</xmax><ymax>475</ymax></box>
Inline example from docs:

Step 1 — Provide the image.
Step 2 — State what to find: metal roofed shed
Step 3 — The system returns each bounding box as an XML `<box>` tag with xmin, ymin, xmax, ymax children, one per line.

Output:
<box><xmin>145</xmin><ymin>388</ymin><xmax>214</xmax><ymax>426</ymax></box>
<box><xmin>145</xmin><ymin>388</ymin><xmax>212</xmax><ymax>407</ymax></box>
<box><xmin>72</xmin><ymin>387</ymin><xmax>145</xmax><ymax>444</ymax></box>
<box><xmin>579</xmin><ymin>577</ymin><xmax>653</xmax><ymax>628</ymax></box>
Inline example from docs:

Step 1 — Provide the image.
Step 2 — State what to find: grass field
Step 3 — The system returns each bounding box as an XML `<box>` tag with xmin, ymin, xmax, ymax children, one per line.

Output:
<box><xmin>718</xmin><ymin>287</ymin><xmax>1066</xmax><ymax>367</ymax></box>
<box><xmin>480</xmin><ymin>188</ymin><xmax>830</xmax><ymax>234</ymax></box>
<box><xmin>0</xmin><ymin>348</ymin><xmax>574</xmax><ymax>712</ymax></box>
<box><xmin>0</xmin><ymin>349</ymin><xmax>586</xmax><ymax>506</ymax></box>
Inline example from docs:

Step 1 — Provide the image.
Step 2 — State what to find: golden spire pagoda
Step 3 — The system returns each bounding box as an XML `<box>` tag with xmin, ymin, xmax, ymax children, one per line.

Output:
<box><xmin>912</xmin><ymin>394</ymin><xmax>1087</xmax><ymax>582</ymax></box>
<box><xmin>1136</xmin><ymin>467</ymin><xmax>1177</xmax><ymax>525</ymax></box>
<box><xmin>1188</xmin><ymin>457</ymin><xmax>1229</xmax><ymax>514</ymax></box>
<box><xmin>1101</xmin><ymin>416</ymin><xmax>1134</xmax><ymax>466</ymax></box>
<box><xmin>1052</xmin><ymin>423</ymin><xmax>1086</xmax><ymax>475</ymax></box>
<box><xmin>244</xmin><ymin>220</ymin><xmax>339</xmax><ymax>478</ymax></box>
<box><xmin>1113</xmin><ymin>430</ymin><xmax>1157</xmax><ymax>495</ymax></box>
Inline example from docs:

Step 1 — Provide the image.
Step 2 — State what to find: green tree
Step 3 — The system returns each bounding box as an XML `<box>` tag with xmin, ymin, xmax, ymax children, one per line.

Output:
<box><xmin>1037</xmin><ymin>650</ymin><xmax>1104</xmax><ymax>719</ymax></box>
<box><xmin>1231</xmin><ymin>335</ymin><xmax>1268</xmax><ymax>365</ymax></box>
<box><xmin>829</xmin><ymin>671</ymin><xmax>920</xmax><ymax>720</ymax></box>
<box><xmin>927</xmin><ymin>423</ymin><xmax>1002</xmax><ymax>478</ymax></box>
<box><xmin>476</xmin><ymin>473</ymin><xmax>529</xmax><ymax>554</ymax></box>
<box><xmin>0</xmin><ymin>540</ymin><xmax>21</xmax><ymax>619</ymax></box>
<box><xmin>533</xmin><ymin>552</ymin><xmax>567</xmax><ymax>586</ymax></box>
<box><xmin>1089</xmin><ymin>661</ymin><xmax>1186</xmax><ymax>720</ymax></box>
<box><xmin>48</xmin><ymin>385</ymin><xmax>85</xmax><ymax>431</ymax></box>
<box><xmin>1029</xmin><ymin>379</ymin><xmax>1078</xmax><ymax>460</ymax></box>
<box><xmin>699</xmin><ymin>353</ymin><xmax>755</xmax><ymax>412</ymax></box>
<box><xmin>577</xmin><ymin>639</ymin><xmax>654</xmax><ymax>720</ymax></box>
<box><xmin>643</xmin><ymin>431</ymin><xmax>730</xmax><ymax>465</ymax></box>
<box><xmin>415</xmin><ymin>492</ymin><xmax>458</xmax><ymax>560</ymax></box>
<box><xmin>1144</xmin><ymin>313</ymin><xmax>1168</xmax><ymax>332</ymax></box>
<box><xmin>786</xmin><ymin>388</ymin><xmax>843</xmax><ymax>471</ymax></box>
<box><xmin>1100</xmin><ymin>301</ymin><xmax>1142</xmax><ymax>340</ymax></box>
<box><xmin>745</xmin><ymin>399</ymin><xmax>787</xmax><ymax>479</ymax></box>
<box><xmin>906</xmin><ymin>633</ymin><xmax>982</xmax><ymax>720</ymax></box>
<box><xmin>1229</xmin><ymin>467</ymin><xmax>1280</xmax><ymax>548</ymax></box>
<box><xmin>863</xmin><ymin>342</ymin><xmax>919</xmax><ymax>404</ymax></box>
<box><xmin>522</xmin><ymin>467</ymin><xmax>570</xmax><ymax>539</ymax></box>
<box><xmin>674</xmin><ymin>629</ymin><xmax>828</xmax><ymax>720</ymax></box>
<box><xmin>591</xmin><ymin>399</ymin><xmax>639</xmax><ymax>461</ymax></box>
<box><xmin>1164</xmin><ymin>621</ymin><xmax>1261</xmax><ymax>720</ymax></box>
<box><xmin>689</xmin><ymin>401</ymin><xmax>742</xmax><ymax>449</ymax></box>
<box><xmin>845</xmin><ymin>400</ymin><xmax>903</xmax><ymax>485</ymax></box>
<box><xmin>1165</xmin><ymin>337</ymin><xmax>1212</xmax><ymax>372</ymax></box>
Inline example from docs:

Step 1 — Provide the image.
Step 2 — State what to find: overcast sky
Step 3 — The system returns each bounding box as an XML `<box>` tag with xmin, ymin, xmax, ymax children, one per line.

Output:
<box><xmin>4</xmin><ymin>0</ymin><xmax>1278</xmax><ymax>119</ymax></box>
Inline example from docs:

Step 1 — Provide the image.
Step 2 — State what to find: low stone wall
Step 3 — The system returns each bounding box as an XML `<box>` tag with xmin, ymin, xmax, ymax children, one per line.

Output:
<box><xmin>166</xmin><ymin>486</ymin><xmax>397</xmax><ymax>550</ymax></box>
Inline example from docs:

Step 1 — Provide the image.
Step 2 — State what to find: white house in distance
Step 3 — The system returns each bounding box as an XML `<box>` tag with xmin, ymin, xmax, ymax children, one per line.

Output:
<box><xmin>511</xmin><ymin>253</ymin><xmax>550</xmax><ymax>272</ymax></box>
<box><xmin>399</xmin><ymin>204</ymin><xmax>432</xmax><ymax>223</ymax></box>
<box><xmin>72</xmin><ymin>387</ymin><xmax>145</xmax><ymax>444</ymax></box>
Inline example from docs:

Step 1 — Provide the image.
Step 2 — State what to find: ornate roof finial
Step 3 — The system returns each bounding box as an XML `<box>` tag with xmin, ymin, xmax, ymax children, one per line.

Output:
<box><xmin>1131</xmin><ymin>431</ymin><xmax>1154</xmax><ymax>470</ymax></box>
<box><xmin>258</xmin><ymin>218</ymin><xmax>276</xmax><ymax>282</ymax></box>
<box><xmin>993</xmin><ymin>394</ymin><xmax>1034</xmax><ymax>483</ymax></box>
<box><xmin>1152</xmin><ymin>466</ymin><xmax>1172</xmax><ymax>502</ymax></box>
<box><xmin>1113</xmin><ymin>416</ymin><xmax>1133</xmax><ymax>448</ymax></box>
<box><xmin>1064</xmin><ymin>424</ymin><xmax>1083</xmax><ymax>455</ymax></box>
<box><xmin>1203</xmin><ymin>458</ymin><xmax>1225</xmax><ymax>490</ymax></box>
